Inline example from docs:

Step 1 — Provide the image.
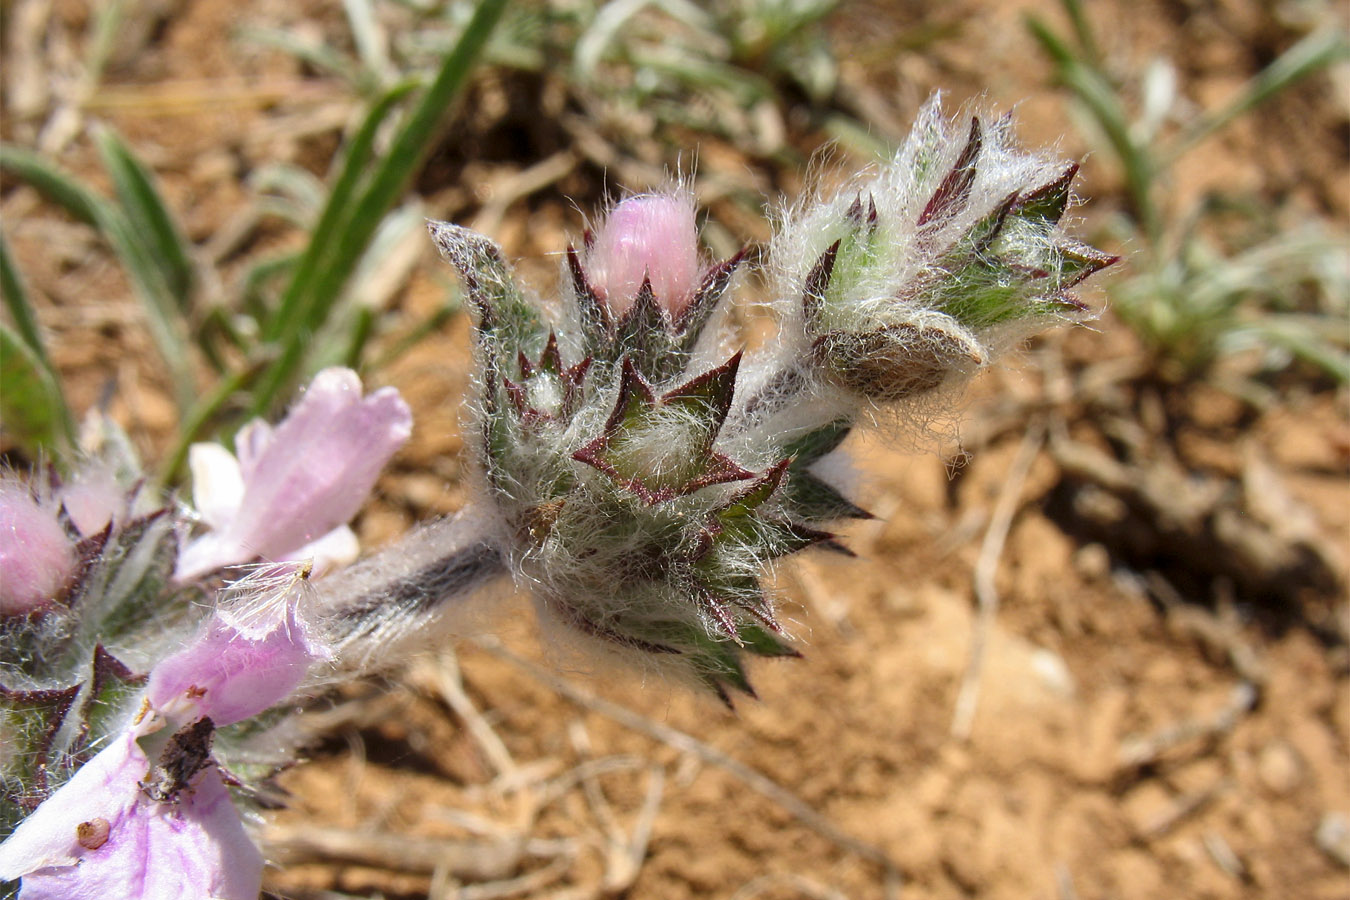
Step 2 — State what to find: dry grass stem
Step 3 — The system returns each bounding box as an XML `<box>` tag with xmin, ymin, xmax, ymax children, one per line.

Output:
<box><xmin>950</xmin><ymin>420</ymin><xmax>1046</xmax><ymax>739</ymax></box>
<box><xmin>477</xmin><ymin>637</ymin><xmax>905</xmax><ymax>883</ymax></box>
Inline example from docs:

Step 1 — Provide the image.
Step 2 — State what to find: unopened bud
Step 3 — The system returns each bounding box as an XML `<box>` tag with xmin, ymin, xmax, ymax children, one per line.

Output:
<box><xmin>584</xmin><ymin>192</ymin><xmax>703</xmax><ymax>318</ymax></box>
<box><xmin>0</xmin><ymin>481</ymin><xmax>75</xmax><ymax>616</ymax></box>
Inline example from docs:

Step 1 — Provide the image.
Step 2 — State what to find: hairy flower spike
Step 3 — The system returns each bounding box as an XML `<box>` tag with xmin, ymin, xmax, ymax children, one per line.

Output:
<box><xmin>423</xmin><ymin>101</ymin><xmax>1112</xmax><ymax>699</ymax></box>
<box><xmin>432</xmin><ymin>97</ymin><xmax>1118</xmax><ymax>700</ymax></box>
<box><xmin>772</xmin><ymin>95</ymin><xmax>1117</xmax><ymax>407</ymax></box>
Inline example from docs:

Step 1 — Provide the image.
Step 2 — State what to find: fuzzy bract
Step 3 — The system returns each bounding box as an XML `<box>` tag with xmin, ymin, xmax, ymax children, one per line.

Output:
<box><xmin>771</xmin><ymin>95</ymin><xmax>1115</xmax><ymax>406</ymax></box>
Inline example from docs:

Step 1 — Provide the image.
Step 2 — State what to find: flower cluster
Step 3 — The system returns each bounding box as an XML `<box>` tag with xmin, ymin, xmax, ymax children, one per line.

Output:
<box><xmin>1</xmin><ymin>368</ymin><xmax>409</xmax><ymax>898</ymax></box>
<box><xmin>0</xmin><ymin>566</ymin><xmax>324</xmax><ymax>899</ymax></box>
<box><xmin>429</xmin><ymin>96</ymin><xmax>1113</xmax><ymax>701</ymax></box>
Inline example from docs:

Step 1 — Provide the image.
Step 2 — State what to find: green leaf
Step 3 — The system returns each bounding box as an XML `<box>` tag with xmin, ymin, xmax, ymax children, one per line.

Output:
<box><xmin>0</xmin><ymin>145</ymin><xmax>102</xmax><ymax>225</ymax></box>
<box><xmin>1169</xmin><ymin>29</ymin><xmax>1350</xmax><ymax>160</ymax></box>
<box><xmin>260</xmin><ymin>78</ymin><xmax>420</xmax><ymax>345</ymax></box>
<box><xmin>1</xmin><ymin>230</ymin><xmax>75</xmax><ymax>449</ymax></box>
<box><xmin>95</xmin><ymin>126</ymin><xmax>197</xmax><ymax>308</ymax></box>
<box><xmin>0</xmin><ymin>323</ymin><xmax>73</xmax><ymax>455</ymax></box>
<box><xmin>0</xmin><ymin>146</ymin><xmax>195</xmax><ymax>412</ymax></box>
<box><xmin>2</xmin><ymin>230</ymin><xmax>53</xmax><ymax>369</ymax></box>
<box><xmin>254</xmin><ymin>0</ymin><xmax>508</xmax><ymax>415</ymax></box>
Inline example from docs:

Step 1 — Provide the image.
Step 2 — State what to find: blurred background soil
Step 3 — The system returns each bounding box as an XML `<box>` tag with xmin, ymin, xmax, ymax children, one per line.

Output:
<box><xmin>2</xmin><ymin>1</ymin><xmax>1348</xmax><ymax>898</ymax></box>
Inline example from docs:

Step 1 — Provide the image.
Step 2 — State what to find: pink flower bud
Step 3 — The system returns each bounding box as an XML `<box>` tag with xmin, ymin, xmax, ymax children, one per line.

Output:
<box><xmin>59</xmin><ymin>466</ymin><xmax>127</xmax><ymax>537</ymax></box>
<box><xmin>584</xmin><ymin>192</ymin><xmax>703</xmax><ymax>318</ymax></box>
<box><xmin>0</xmin><ymin>481</ymin><xmax>75</xmax><ymax>617</ymax></box>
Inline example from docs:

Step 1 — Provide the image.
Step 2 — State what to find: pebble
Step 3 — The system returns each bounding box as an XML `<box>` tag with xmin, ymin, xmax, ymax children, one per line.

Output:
<box><xmin>1316</xmin><ymin>812</ymin><xmax>1350</xmax><ymax>868</ymax></box>
<box><xmin>1255</xmin><ymin>740</ymin><xmax>1302</xmax><ymax>794</ymax></box>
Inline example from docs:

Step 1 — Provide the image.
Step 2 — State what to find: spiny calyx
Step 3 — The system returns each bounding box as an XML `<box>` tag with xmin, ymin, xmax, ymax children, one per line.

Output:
<box><xmin>572</xmin><ymin>354</ymin><xmax>752</xmax><ymax>504</ymax></box>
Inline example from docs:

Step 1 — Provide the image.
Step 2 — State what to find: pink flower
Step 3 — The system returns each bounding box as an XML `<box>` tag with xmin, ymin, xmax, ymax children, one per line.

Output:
<box><xmin>148</xmin><ymin>566</ymin><xmax>331</xmax><ymax>726</ymax></box>
<box><xmin>0</xmin><ymin>481</ymin><xmax>76</xmax><ymax>617</ymax></box>
<box><xmin>0</xmin><ymin>730</ymin><xmax>262</xmax><ymax>900</ymax></box>
<box><xmin>0</xmin><ymin>565</ymin><xmax>328</xmax><ymax>899</ymax></box>
<box><xmin>584</xmin><ymin>192</ymin><xmax>704</xmax><ymax>318</ymax></box>
<box><xmin>176</xmin><ymin>367</ymin><xmax>412</xmax><ymax>581</ymax></box>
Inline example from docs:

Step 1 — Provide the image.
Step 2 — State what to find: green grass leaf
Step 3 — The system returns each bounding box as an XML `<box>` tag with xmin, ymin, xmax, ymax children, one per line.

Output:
<box><xmin>1</xmin><ymin>323</ymin><xmax>73</xmax><ymax>456</ymax></box>
<box><xmin>0</xmin><ymin>145</ymin><xmax>195</xmax><ymax>412</ymax></box>
<box><xmin>252</xmin><ymin>0</ymin><xmax>508</xmax><ymax>415</ymax></box>
<box><xmin>94</xmin><ymin>126</ymin><xmax>198</xmax><ymax>308</ymax></box>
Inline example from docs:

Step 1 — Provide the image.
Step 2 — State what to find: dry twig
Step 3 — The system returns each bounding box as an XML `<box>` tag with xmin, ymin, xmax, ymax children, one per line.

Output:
<box><xmin>477</xmin><ymin>637</ymin><xmax>905</xmax><ymax>886</ymax></box>
<box><xmin>950</xmin><ymin>421</ymin><xmax>1046</xmax><ymax>739</ymax></box>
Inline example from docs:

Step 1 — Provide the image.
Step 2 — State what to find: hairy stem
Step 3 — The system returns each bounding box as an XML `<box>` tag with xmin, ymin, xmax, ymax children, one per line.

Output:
<box><xmin>316</xmin><ymin>506</ymin><xmax>509</xmax><ymax>670</ymax></box>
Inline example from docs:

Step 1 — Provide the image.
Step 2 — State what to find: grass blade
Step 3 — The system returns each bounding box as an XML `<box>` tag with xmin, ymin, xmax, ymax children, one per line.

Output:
<box><xmin>1</xmin><ymin>232</ymin><xmax>76</xmax><ymax>450</ymax></box>
<box><xmin>1</xmin><ymin>146</ymin><xmax>195</xmax><ymax>411</ymax></box>
<box><xmin>1057</xmin><ymin>0</ymin><xmax>1101</xmax><ymax>63</ymax></box>
<box><xmin>1026</xmin><ymin>16</ymin><xmax>1159</xmax><ymax>241</ymax></box>
<box><xmin>259</xmin><ymin>78</ymin><xmax>420</xmax><ymax>344</ymax></box>
<box><xmin>95</xmin><ymin>125</ymin><xmax>198</xmax><ymax>308</ymax></box>
<box><xmin>1168</xmin><ymin>29</ymin><xmax>1350</xmax><ymax>160</ymax></box>
<box><xmin>0</xmin><ymin>145</ymin><xmax>103</xmax><ymax>224</ymax></box>
<box><xmin>1</xmin><ymin>323</ymin><xmax>74</xmax><ymax>456</ymax></box>
<box><xmin>0</xmin><ymin>229</ymin><xmax>52</xmax><ymax>370</ymax></box>
<box><xmin>252</xmin><ymin>0</ymin><xmax>508</xmax><ymax>414</ymax></box>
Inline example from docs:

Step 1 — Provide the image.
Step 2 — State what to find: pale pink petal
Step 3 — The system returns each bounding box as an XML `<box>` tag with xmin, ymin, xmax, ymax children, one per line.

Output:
<box><xmin>1</xmin><ymin>733</ymin><xmax>262</xmax><ymax>900</ymax></box>
<box><xmin>0</xmin><ymin>732</ymin><xmax>143</xmax><ymax>880</ymax></box>
<box><xmin>146</xmin><ymin>569</ymin><xmax>329</xmax><ymax>726</ymax></box>
<box><xmin>175</xmin><ymin>368</ymin><xmax>411</xmax><ymax>581</ymax></box>
<box><xmin>225</xmin><ymin>370</ymin><xmax>409</xmax><ymax>559</ymax></box>
<box><xmin>232</xmin><ymin>418</ymin><xmax>274</xmax><ymax>481</ymax></box>
<box><xmin>585</xmin><ymin>192</ymin><xmax>703</xmax><ymax>317</ymax></box>
<box><xmin>186</xmin><ymin>442</ymin><xmax>244</xmax><ymax>532</ymax></box>
<box><xmin>0</xmin><ymin>482</ymin><xmax>76</xmax><ymax>616</ymax></box>
<box><xmin>58</xmin><ymin>466</ymin><xmax>127</xmax><ymax>538</ymax></box>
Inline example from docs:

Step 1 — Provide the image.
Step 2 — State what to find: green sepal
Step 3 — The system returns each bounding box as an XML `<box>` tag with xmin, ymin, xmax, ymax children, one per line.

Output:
<box><xmin>76</xmin><ymin>645</ymin><xmax>148</xmax><ymax>761</ymax></box>
<box><xmin>1055</xmin><ymin>241</ymin><xmax>1120</xmax><ymax>290</ymax></box>
<box><xmin>0</xmin><ymin>683</ymin><xmax>80</xmax><ymax>814</ymax></box>
<box><xmin>782</xmin><ymin>471</ymin><xmax>874</xmax><ymax>522</ymax></box>
<box><xmin>66</xmin><ymin>509</ymin><xmax>186</xmax><ymax>661</ymax></box>
<box><xmin>572</xmin><ymin>356</ymin><xmax>753</xmax><ymax>503</ymax></box>
<box><xmin>1012</xmin><ymin>163</ymin><xmax>1079</xmax><ymax>226</ymax></box>
<box><xmin>673</xmin><ymin>249</ymin><xmax>744</xmax><ymax>357</ymax></box>
<box><xmin>783</xmin><ymin>420</ymin><xmax>851</xmax><ymax>466</ymax></box>
<box><xmin>660</xmin><ymin>350</ymin><xmax>741</xmax><ymax>433</ymax></box>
